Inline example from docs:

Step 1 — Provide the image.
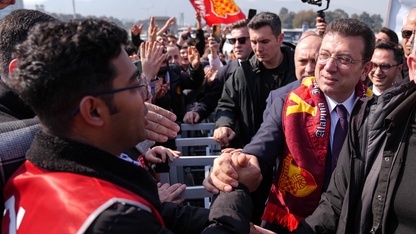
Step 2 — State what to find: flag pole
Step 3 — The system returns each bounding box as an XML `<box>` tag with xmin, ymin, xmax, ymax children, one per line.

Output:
<box><xmin>385</xmin><ymin>0</ymin><xmax>393</xmax><ymax>27</ymax></box>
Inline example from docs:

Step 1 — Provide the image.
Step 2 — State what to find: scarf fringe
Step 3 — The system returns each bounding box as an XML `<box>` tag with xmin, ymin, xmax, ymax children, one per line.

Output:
<box><xmin>261</xmin><ymin>202</ymin><xmax>302</xmax><ymax>231</ymax></box>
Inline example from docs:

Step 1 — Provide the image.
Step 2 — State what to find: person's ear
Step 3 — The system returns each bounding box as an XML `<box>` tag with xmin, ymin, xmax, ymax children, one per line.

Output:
<box><xmin>396</xmin><ymin>63</ymin><xmax>404</xmax><ymax>74</ymax></box>
<box><xmin>408</xmin><ymin>54</ymin><xmax>416</xmax><ymax>81</ymax></box>
<box><xmin>78</xmin><ymin>96</ymin><xmax>106</xmax><ymax>127</ymax></box>
<box><xmin>8</xmin><ymin>59</ymin><xmax>17</xmax><ymax>74</ymax></box>
<box><xmin>277</xmin><ymin>33</ymin><xmax>284</xmax><ymax>44</ymax></box>
<box><xmin>360</xmin><ymin>61</ymin><xmax>373</xmax><ymax>82</ymax></box>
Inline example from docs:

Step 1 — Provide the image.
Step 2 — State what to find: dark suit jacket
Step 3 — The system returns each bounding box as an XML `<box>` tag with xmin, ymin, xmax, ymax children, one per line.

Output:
<box><xmin>242</xmin><ymin>80</ymin><xmax>341</xmax><ymax>227</ymax></box>
<box><xmin>262</xmin><ymin>80</ymin><xmax>300</xmax><ymax>121</ymax></box>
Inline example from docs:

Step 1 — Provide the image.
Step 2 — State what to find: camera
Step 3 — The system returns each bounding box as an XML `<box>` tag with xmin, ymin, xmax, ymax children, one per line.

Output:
<box><xmin>301</xmin><ymin>0</ymin><xmax>330</xmax><ymax>22</ymax></box>
<box><xmin>301</xmin><ymin>0</ymin><xmax>322</xmax><ymax>6</ymax></box>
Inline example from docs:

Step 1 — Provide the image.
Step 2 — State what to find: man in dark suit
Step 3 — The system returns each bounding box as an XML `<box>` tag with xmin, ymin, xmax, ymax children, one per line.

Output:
<box><xmin>204</xmin><ymin>18</ymin><xmax>375</xmax><ymax>233</ymax></box>
<box><xmin>183</xmin><ymin>18</ymin><xmax>253</xmax><ymax>124</ymax></box>
<box><xmin>294</xmin><ymin>26</ymin><xmax>416</xmax><ymax>234</ymax></box>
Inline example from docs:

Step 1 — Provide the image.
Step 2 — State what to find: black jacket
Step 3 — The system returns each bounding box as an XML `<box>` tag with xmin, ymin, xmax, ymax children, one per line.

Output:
<box><xmin>215</xmin><ymin>46</ymin><xmax>296</xmax><ymax>148</ymax></box>
<box><xmin>22</xmin><ymin>131</ymin><xmax>253</xmax><ymax>233</ymax></box>
<box><xmin>155</xmin><ymin>64</ymin><xmax>204</xmax><ymax>121</ymax></box>
<box><xmin>23</xmin><ymin>131</ymin><xmax>208</xmax><ymax>233</ymax></box>
<box><xmin>0</xmin><ymin>81</ymin><xmax>39</xmax><ymax>223</ymax></box>
<box><xmin>0</xmin><ymin>81</ymin><xmax>35</xmax><ymax>122</ymax></box>
<box><xmin>296</xmin><ymin>80</ymin><xmax>416</xmax><ymax>234</ymax></box>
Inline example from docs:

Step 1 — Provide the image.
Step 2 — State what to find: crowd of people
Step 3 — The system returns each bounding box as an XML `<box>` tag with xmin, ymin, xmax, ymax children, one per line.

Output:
<box><xmin>0</xmin><ymin>1</ymin><xmax>416</xmax><ymax>233</ymax></box>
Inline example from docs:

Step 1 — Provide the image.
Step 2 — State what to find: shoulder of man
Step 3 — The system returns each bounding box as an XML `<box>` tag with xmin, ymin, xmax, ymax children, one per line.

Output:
<box><xmin>281</xmin><ymin>45</ymin><xmax>295</xmax><ymax>67</ymax></box>
<box><xmin>270</xmin><ymin>80</ymin><xmax>301</xmax><ymax>100</ymax></box>
<box><xmin>247</xmin><ymin>54</ymin><xmax>260</xmax><ymax>70</ymax></box>
<box><xmin>216</xmin><ymin>60</ymin><xmax>238</xmax><ymax>82</ymax></box>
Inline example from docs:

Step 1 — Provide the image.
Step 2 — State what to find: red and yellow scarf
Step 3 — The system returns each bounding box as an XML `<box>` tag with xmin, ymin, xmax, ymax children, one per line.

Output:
<box><xmin>261</xmin><ymin>77</ymin><xmax>372</xmax><ymax>231</ymax></box>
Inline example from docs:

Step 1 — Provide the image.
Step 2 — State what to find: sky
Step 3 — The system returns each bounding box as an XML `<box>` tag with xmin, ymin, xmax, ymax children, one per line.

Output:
<box><xmin>22</xmin><ymin>0</ymin><xmax>392</xmax><ymax>26</ymax></box>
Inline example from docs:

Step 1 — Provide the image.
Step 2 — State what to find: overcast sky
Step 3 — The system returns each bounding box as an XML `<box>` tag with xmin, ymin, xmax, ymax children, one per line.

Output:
<box><xmin>23</xmin><ymin>0</ymin><xmax>391</xmax><ymax>25</ymax></box>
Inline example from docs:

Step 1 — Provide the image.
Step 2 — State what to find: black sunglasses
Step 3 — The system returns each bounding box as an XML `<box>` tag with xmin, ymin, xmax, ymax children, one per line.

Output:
<box><xmin>372</xmin><ymin>63</ymin><xmax>399</xmax><ymax>73</ymax></box>
<box><xmin>402</xmin><ymin>29</ymin><xmax>415</xmax><ymax>39</ymax></box>
<box><xmin>227</xmin><ymin>37</ymin><xmax>250</xmax><ymax>45</ymax></box>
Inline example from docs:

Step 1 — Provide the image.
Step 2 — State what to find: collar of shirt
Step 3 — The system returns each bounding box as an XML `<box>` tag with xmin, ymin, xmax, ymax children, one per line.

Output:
<box><xmin>325</xmin><ymin>91</ymin><xmax>356</xmax><ymax>118</ymax></box>
<box><xmin>372</xmin><ymin>86</ymin><xmax>382</xmax><ymax>96</ymax></box>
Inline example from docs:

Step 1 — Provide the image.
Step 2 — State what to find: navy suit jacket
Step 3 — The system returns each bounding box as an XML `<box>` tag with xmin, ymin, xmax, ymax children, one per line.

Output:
<box><xmin>262</xmin><ymin>80</ymin><xmax>301</xmax><ymax>121</ymax></box>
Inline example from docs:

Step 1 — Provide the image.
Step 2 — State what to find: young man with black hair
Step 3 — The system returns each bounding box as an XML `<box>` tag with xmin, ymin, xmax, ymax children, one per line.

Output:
<box><xmin>3</xmin><ymin>18</ymin><xmax>256</xmax><ymax>233</ymax></box>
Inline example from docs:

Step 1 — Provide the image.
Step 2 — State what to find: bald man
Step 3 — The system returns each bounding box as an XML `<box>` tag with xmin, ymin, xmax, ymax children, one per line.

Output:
<box><xmin>401</xmin><ymin>7</ymin><xmax>416</xmax><ymax>80</ymax></box>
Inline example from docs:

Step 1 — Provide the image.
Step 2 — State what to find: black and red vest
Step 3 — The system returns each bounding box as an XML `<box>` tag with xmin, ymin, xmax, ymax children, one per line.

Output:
<box><xmin>3</xmin><ymin>161</ymin><xmax>164</xmax><ymax>234</ymax></box>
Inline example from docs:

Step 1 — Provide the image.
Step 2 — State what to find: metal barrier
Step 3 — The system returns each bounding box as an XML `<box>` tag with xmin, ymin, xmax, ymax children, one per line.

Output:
<box><xmin>160</xmin><ymin>123</ymin><xmax>221</xmax><ymax>208</ymax></box>
<box><xmin>177</xmin><ymin>123</ymin><xmax>220</xmax><ymax>156</ymax></box>
<box><xmin>159</xmin><ymin>155</ymin><xmax>218</xmax><ymax>208</ymax></box>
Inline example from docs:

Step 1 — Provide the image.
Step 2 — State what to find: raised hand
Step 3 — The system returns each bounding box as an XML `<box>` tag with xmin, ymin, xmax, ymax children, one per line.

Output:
<box><xmin>188</xmin><ymin>46</ymin><xmax>200</xmax><ymax>69</ymax></box>
<box><xmin>131</xmin><ymin>23</ymin><xmax>144</xmax><ymax>36</ymax></box>
<box><xmin>140</xmin><ymin>41</ymin><xmax>167</xmax><ymax>79</ymax></box>
<box><xmin>315</xmin><ymin>17</ymin><xmax>327</xmax><ymax>37</ymax></box>
<box><xmin>157</xmin><ymin>16</ymin><xmax>176</xmax><ymax>35</ymax></box>
<box><xmin>147</xmin><ymin>16</ymin><xmax>158</xmax><ymax>42</ymax></box>
<box><xmin>204</xmin><ymin>66</ymin><xmax>218</xmax><ymax>84</ymax></box>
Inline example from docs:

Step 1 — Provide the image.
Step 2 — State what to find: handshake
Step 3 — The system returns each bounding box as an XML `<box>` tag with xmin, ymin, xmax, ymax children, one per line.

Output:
<box><xmin>203</xmin><ymin>148</ymin><xmax>262</xmax><ymax>194</ymax></box>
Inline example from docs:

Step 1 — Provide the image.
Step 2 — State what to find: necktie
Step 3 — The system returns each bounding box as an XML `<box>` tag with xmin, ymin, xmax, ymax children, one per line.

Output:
<box><xmin>332</xmin><ymin>104</ymin><xmax>348</xmax><ymax>170</ymax></box>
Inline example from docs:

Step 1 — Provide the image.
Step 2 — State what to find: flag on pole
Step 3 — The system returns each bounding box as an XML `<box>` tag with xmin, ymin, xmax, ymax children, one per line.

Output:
<box><xmin>189</xmin><ymin>0</ymin><xmax>246</xmax><ymax>26</ymax></box>
<box><xmin>386</xmin><ymin>0</ymin><xmax>413</xmax><ymax>41</ymax></box>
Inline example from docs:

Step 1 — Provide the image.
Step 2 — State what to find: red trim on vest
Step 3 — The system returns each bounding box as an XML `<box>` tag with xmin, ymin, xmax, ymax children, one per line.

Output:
<box><xmin>3</xmin><ymin>161</ymin><xmax>164</xmax><ymax>234</ymax></box>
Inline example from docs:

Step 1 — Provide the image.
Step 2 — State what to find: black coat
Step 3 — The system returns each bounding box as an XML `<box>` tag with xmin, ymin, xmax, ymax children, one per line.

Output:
<box><xmin>23</xmin><ymin>131</ymin><xmax>208</xmax><ymax>233</ymax></box>
<box><xmin>0</xmin><ymin>81</ymin><xmax>40</xmax><ymax>224</ymax></box>
<box><xmin>21</xmin><ymin>131</ymin><xmax>253</xmax><ymax>233</ymax></box>
<box><xmin>296</xmin><ymin>80</ymin><xmax>416</xmax><ymax>233</ymax></box>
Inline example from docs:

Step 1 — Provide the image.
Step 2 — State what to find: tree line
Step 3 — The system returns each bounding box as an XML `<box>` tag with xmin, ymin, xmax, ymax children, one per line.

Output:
<box><xmin>279</xmin><ymin>7</ymin><xmax>383</xmax><ymax>32</ymax></box>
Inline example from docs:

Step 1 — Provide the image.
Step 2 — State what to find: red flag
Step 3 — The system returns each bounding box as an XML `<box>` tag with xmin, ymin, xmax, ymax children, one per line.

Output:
<box><xmin>189</xmin><ymin>0</ymin><xmax>246</xmax><ymax>26</ymax></box>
